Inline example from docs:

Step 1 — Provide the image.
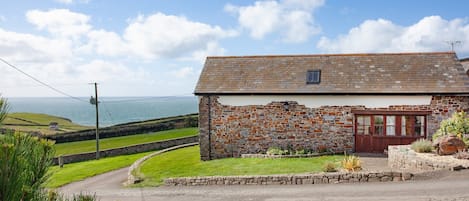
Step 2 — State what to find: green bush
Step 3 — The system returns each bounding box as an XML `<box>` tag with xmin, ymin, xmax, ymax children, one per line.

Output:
<box><xmin>295</xmin><ymin>149</ymin><xmax>306</xmax><ymax>155</ymax></box>
<box><xmin>266</xmin><ymin>147</ymin><xmax>288</xmax><ymax>155</ymax></box>
<box><xmin>0</xmin><ymin>132</ymin><xmax>55</xmax><ymax>201</ymax></box>
<box><xmin>411</xmin><ymin>139</ymin><xmax>433</xmax><ymax>153</ymax></box>
<box><xmin>322</xmin><ymin>162</ymin><xmax>338</xmax><ymax>172</ymax></box>
<box><xmin>0</xmin><ymin>95</ymin><xmax>8</xmax><ymax>125</ymax></box>
<box><xmin>47</xmin><ymin>191</ymin><xmax>98</xmax><ymax>201</ymax></box>
<box><xmin>433</xmin><ymin>111</ymin><xmax>469</xmax><ymax>141</ymax></box>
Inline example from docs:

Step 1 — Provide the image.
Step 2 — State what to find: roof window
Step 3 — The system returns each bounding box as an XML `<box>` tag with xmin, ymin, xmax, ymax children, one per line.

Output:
<box><xmin>307</xmin><ymin>70</ymin><xmax>321</xmax><ymax>84</ymax></box>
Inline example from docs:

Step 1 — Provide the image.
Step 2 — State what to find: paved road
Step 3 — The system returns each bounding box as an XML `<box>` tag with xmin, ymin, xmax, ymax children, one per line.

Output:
<box><xmin>60</xmin><ymin>167</ymin><xmax>469</xmax><ymax>201</ymax></box>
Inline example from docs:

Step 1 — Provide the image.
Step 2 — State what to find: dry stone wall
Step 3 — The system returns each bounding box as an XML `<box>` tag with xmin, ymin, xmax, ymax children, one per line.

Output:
<box><xmin>165</xmin><ymin>171</ymin><xmax>414</xmax><ymax>186</ymax></box>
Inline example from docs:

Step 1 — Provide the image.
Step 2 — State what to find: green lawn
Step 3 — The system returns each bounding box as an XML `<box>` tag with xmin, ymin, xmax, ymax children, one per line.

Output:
<box><xmin>136</xmin><ymin>146</ymin><xmax>344</xmax><ymax>186</ymax></box>
<box><xmin>3</xmin><ymin>112</ymin><xmax>92</xmax><ymax>134</ymax></box>
<box><xmin>47</xmin><ymin>151</ymin><xmax>151</xmax><ymax>188</ymax></box>
<box><xmin>54</xmin><ymin>127</ymin><xmax>198</xmax><ymax>156</ymax></box>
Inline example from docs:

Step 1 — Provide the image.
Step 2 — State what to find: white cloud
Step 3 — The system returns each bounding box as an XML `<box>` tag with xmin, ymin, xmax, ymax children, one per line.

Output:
<box><xmin>26</xmin><ymin>9</ymin><xmax>91</xmax><ymax>38</ymax></box>
<box><xmin>225</xmin><ymin>0</ymin><xmax>324</xmax><ymax>43</ymax></box>
<box><xmin>0</xmin><ymin>9</ymin><xmax>236</xmax><ymax>97</ymax></box>
<box><xmin>54</xmin><ymin>0</ymin><xmax>90</xmax><ymax>4</ymax></box>
<box><xmin>317</xmin><ymin>16</ymin><xmax>469</xmax><ymax>54</ymax></box>
<box><xmin>169</xmin><ymin>67</ymin><xmax>195</xmax><ymax>78</ymax></box>
<box><xmin>81</xmin><ymin>29</ymin><xmax>129</xmax><ymax>57</ymax></box>
<box><xmin>0</xmin><ymin>28</ymin><xmax>73</xmax><ymax>63</ymax></box>
<box><xmin>123</xmin><ymin>13</ymin><xmax>236</xmax><ymax>60</ymax></box>
<box><xmin>74</xmin><ymin>60</ymin><xmax>145</xmax><ymax>83</ymax></box>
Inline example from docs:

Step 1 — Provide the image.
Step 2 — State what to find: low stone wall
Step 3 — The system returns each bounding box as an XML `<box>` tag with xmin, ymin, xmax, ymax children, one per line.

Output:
<box><xmin>388</xmin><ymin>145</ymin><xmax>469</xmax><ymax>171</ymax></box>
<box><xmin>53</xmin><ymin>135</ymin><xmax>198</xmax><ymax>165</ymax></box>
<box><xmin>164</xmin><ymin>171</ymin><xmax>413</xmax><ymax>186</ymax></box>
<box><xmin>241</xmin><ymin>152</ymin><xmax>341</xmax><ymax>159</ymax></box>
<box><xmin>126</xmin><ymin>142</ymin><xmax>199</xmax><ymax>185</ymax></box>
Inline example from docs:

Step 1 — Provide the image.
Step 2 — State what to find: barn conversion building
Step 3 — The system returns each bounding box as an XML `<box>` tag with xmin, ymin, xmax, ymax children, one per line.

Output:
<box><xmin>194</xmin><ymin>52</ymin><xmax>469</xmax><ymax>160</ymax></box>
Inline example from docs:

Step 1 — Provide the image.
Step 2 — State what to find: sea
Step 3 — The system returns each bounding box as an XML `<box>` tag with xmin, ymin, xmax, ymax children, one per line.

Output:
<box><xmin>6</xmin><ymin>96</ymin><xmax>198</xmax><ymax>127</ymax></box>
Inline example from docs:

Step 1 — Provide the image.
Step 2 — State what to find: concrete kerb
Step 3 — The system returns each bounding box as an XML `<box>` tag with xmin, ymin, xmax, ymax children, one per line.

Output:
<box><xmin>125</xmin><ymin>142</ymin><xmax>199</xmax><ymax>186</ymax></box>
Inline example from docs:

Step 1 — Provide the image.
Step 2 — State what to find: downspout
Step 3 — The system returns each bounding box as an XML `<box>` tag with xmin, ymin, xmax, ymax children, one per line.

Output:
<box><xmin>207</xmin><ymin>96</ymin><xmax>212</xmax><ymax>160</ymax></box>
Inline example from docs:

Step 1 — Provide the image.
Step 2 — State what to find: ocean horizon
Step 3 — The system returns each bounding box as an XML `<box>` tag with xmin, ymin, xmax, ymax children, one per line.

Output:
<box><xmin>6</xmin><ymin>96</ymin><xmax>198</xmax><ymax>127</ymax></box>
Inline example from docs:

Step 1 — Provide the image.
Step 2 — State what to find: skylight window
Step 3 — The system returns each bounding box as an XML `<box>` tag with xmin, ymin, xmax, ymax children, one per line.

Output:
<box><xmin>307</xmin><ymin>70</ymin><xmax>321</xmax><ymax>84</ymax></box>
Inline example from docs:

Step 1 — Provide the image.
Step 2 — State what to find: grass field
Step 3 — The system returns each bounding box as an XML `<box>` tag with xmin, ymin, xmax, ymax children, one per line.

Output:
<box><xmin>136</xmin><ymin>146</ymin><xmax>344</xmax><ymax>186</ymax></box>
<box><xmin>47</xmin><ymin>151</ymin><xmax>151</xmax><ymax>188</ymax></box>
<box><xmin>54</xmin><ymin>127</ymin><xmax>198</xmax><ymax>156</ymax></box>
<box><xmin>3</xmin><ymin>113</ymin><xmax>92</xmax><ymax>135</ymax></box>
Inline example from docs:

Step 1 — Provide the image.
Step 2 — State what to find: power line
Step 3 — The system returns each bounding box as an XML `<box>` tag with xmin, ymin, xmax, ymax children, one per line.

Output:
<box><xmin>0</xmin><ymin>58</ymin><xmax>88</xmax><ymax>103</ymax></box>
<box><xmin>100</xmin><ymin>102</ymin><xmax>115</xmax><ymax>125</ymax></box>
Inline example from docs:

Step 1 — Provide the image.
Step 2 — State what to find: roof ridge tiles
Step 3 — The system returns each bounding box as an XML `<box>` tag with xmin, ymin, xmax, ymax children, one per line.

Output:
<box><xmin>206</xmin><ymin>51</ymin><xmax>456</xmax><ymax>59</ymax></box>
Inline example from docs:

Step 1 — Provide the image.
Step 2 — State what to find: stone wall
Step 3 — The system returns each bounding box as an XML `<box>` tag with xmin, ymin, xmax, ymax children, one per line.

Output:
<box><xmin>165</xmin><ymin>171</ymin><xmax>414</xmax><ymax>186</ymax></box>
<box><xmin>199</xmin><ymin>96</ymin><xmax>359</xmax><ymax>160</ymax></box>
<box><xmin>198</xmin><ymin>95</ymin><xmax>469</xmax><ymax>160</ymax></box>
<box><xmin>428</xmin><ymin>96</ymin><xmax>469</xmax><ymax>137</ymax></box>
<box><xmin>388</xmin><ymin>145</ymin><xmax>469</xmax><ymax>171</ymax></box>
<box><xmin>53</xmin><ymin>135</ymin><xmax>198</xmax><ymax>165</ymax></box>
<box><xmin>126</xmin><ymin>142</ymin><xmax>198</xmax><ymax>185</ymax></box>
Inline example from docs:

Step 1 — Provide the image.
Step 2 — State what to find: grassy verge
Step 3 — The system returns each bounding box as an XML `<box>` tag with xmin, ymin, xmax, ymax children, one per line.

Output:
<box><xmin>46</xmin><ymin>151</ymin><xmax>151</xmax><ymax>188</ymax></box>
<box><xmin>137</xmin><ymin>146</ymin><xmax>344</xmax><ymax>186</ymax></box>
<box><xmin>54</xmin><ymin>127</ymin><xmax>198</xmax><ymax>156</ymax></box>
<box><xmin>3</xmin><ymin>112</ymin><xmax>92</xmax><ymax>134</ymax></box>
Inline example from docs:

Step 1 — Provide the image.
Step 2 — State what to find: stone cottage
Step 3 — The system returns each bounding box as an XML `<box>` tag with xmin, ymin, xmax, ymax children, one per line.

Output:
<box><xmin>194</xmin><ymin>52</ymin><xmax>469</xmax><ymax>160</ymax></box>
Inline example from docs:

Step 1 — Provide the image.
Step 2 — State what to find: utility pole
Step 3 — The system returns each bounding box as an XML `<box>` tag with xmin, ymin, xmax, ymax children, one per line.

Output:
<box><xmin>90</xmin><ymin>82</ymin><xmax>100</xmax><ymax>159</ymax></box>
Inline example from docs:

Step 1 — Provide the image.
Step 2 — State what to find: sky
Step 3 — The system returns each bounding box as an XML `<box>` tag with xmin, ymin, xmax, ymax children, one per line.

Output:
<box><xmin>0</xmin><ymin>0</ymin><xmax>468</xmax><ymax>97</ymax></box>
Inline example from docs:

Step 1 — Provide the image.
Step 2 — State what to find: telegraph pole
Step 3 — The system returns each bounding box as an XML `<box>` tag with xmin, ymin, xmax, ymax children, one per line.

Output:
<box><xmin>90</xmin><ymin>82</ymin><xmax>100</xmax><ymax>159</ymax></box>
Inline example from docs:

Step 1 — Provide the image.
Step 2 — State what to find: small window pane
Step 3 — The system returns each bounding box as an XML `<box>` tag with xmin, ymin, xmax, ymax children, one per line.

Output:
<box><xmin>414</xmin><ymin>116</ymin><xmax>425</xmax><ymax>136</ymax></box>
<box><xmin>356</xmin><ymin>116</ymin><xmax>371</xmax><ymax>135</ymax></box>
<box><xmin>374</xmin><ymin>115</ymin><xmax>384</xmax><ymax>135</ymax></box>
<box><xmin>401</xmin><ymin>116</ymin><xmax>406</xmax><ymax>136</ymax></box>
<box><xmin>386</xmin><ymin>116</ymin><xmax>396</xmax><ymax>136</ymax></box>
<box><xmin>307</xmin><ymin>70</ymin><xmax>321</xmax><ymax>84</ymax></box>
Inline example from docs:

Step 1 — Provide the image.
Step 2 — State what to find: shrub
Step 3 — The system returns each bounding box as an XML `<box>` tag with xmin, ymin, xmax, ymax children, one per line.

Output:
<box><xmin>433</xmin><ymin>111</ymin><xmax>469</xmax><ymax>141</ymax></box>
<box><xmin>0</xmin><ymin>131</ymin><xmax>55</xmax><ymax>201</ymax></box>
<box><xmin>70</xmin><ymin>193</ymin><xmax>98</xmax><ymax>201</ymax></box>
<box><xmin>0</xmin><ymin>95</ymin><xmax>8</xmax><ymax>125</ymax></box>
<box><xmin>322</xmin><ymin>162</ymin><xmax>338</xmax><ymax>172</ymax></box>
<box><xmin>295</xmin><ymin>149</ymin><xmax>306</xmax><ymax>155</ymax></box>
<box><xmin>47</xmin><ymin>191</ymin><xmax>98</xmax><ymax>201</ymax></box>
<box><xmin>410</xmin><ymin>139</ymin><xmax>433</xmax><ymax>153</ymax></box>
<box><xmin>266</xmin><ymin>147</ymin><xmax>288</xmax><ymax>155</ymax></box>
<box><xmin>342</xmin><ymin>154</ymin><xmax>361</xmax><ymax>171</ymax></box>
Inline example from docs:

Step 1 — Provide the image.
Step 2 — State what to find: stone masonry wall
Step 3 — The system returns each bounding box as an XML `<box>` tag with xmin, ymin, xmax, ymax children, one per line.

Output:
<box><xmin>388</xmin><ymin>145</ymin><xmax>469</xmax><ymax>171</ymax></box>
<box><xmin>165</xmin><ymin>171</ymin><xmax>414</xmax><ymax>186</ymax></box>
<box><xmin>198</xmin><ymin>95</ymin><xmax>469</xmax><ymax>160</ymax></box>
<box><xmin>428</xmin><ymin>96</ymin><xmax>469</xmax><ymax>137</ymax></box>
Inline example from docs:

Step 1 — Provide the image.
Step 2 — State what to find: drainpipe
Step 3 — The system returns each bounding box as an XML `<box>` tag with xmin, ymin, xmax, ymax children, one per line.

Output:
<box><xmin>207</xmin><ymin>96</ymin><xmax>212</xmax><ymax>160</ymax></box>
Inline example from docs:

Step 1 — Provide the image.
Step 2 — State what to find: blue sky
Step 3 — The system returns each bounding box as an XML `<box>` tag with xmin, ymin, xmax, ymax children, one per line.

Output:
<box><xmin>0</xmin><ymin>0</ymin><xmax>468</xmax><ymax>97</ymax></box>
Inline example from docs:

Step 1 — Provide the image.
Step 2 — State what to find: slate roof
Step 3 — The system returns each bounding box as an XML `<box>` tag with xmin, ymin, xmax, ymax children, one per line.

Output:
<box><xmin>461</xmin><ymin>58</ymin><xmax>469</xmax><ymax>75</ymax></box>
<box><xmin>194</xmin><ymin>52</ymin><xmax>469</xmax><ymax>95</ymax></box>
